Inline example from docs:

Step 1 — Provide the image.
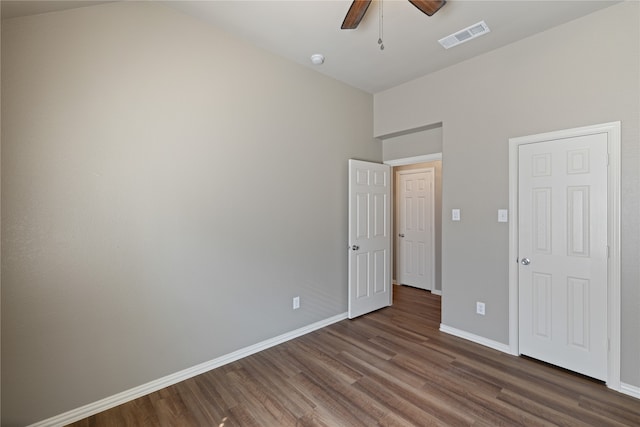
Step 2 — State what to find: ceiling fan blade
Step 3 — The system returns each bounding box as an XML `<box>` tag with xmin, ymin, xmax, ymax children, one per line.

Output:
<box><xmin>341</xmin><ymin>0</ymin><xmax>372</xmax><ymax>29</ymax></box>
<box><xmin>408</xmin><ymin>0</ymin><xmax>446</xmax><ymax>17</ymax></box>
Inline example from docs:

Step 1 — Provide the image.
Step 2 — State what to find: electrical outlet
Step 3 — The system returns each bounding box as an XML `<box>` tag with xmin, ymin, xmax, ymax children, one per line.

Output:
<box><xmin>293</xmin><ymin>296</ymin><xmax>300</xmax><ymax>310</ymax></box>
<box><xmin>452</xmin><ymin>209</ymin><xmax>461</xmax><ymax>221</ymax></box>
<box><xmin>476</xmin><ymin>301</ymin><xmax>485</xmax><ymax>315</ymax></box>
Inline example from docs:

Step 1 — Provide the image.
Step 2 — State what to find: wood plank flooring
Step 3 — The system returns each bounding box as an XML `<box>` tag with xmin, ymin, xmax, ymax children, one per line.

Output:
<box><xmin>70</xmin><ymin>285</ymin><xmax>640</xmax><ymax>426</ymax></box>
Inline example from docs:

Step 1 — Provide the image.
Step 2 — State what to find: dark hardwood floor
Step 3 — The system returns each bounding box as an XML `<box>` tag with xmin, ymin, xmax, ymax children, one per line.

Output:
<box><xmin>70</xmin><ymin>285</ymin><xmax>640</xmax><ymax>426</ymax></box>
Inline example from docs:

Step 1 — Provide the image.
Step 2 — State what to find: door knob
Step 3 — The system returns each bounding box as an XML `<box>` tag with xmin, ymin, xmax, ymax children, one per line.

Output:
<box><xmin>398</xmin><ymin>234</ymin><xmax>405</xmax><ymax>237</ymax></box>
<box><xmin>521</xmin><ymin>258</ymin><xmax>531</xmax><ymax>265</ymax></box>
<box><xmin>351</xmin><ymin>245</ymin><xmax>360</xmax><ymax>251</ymax></box>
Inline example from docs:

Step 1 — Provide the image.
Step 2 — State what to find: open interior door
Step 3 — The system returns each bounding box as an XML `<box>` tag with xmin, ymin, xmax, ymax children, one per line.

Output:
<box><xmin>348</xmin><ymin>159</ymin><xmax>392</xmax><ymax>319</ymax></box>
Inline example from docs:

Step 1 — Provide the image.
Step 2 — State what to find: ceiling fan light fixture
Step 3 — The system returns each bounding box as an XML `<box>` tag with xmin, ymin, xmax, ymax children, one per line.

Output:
<box><xmin>341</xmin><ymin>0</ymin><xmax>444</xmax><ymax>30</ymax></box>
<box><xmin>341</xmin><ymin>0</ymin><xmax>372</xmax><ymax>29</ymax></box>
<box><xmin>310</xmin><ymin>54</ymin><xmax>325</xmax><ymax>65</ymax></box>
<box><xmin>409</xmin><ymin>0</ymin><xmax>446</xmax><ymax>17</ymax></box>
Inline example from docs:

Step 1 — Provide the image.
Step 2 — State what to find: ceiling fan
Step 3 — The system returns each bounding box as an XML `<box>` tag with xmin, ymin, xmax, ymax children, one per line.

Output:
<box><xmin>341</xmin><ymin>0</ymin><xmax>446</xmax><ymax>29</ymax></box>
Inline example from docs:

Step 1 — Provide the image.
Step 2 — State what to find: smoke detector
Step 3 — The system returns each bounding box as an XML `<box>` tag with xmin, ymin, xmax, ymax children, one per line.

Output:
<box><xmin>310</xmin><ymin>54</ymin><xmax>325</xmax><ymax>65</ymax></box>
<box><xmin>439</xmin><ymin>21</ymin><xmax>490</xmax><ymax>49</ymax></box>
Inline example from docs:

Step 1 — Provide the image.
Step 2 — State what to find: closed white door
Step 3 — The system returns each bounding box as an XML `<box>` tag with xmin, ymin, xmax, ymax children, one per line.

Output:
<box><xmin>397</xmin><ymin>169</ymin><xmax>435</xmax><ymax>290</ymax></box>
<box><xmin>348</xmin><ymin>160</ymin><xmax>391</xmax><ymax>319</ymax></box>
<box><xmin>518</xmin><ymin>133</ymin><xmax>608</xmax><ymax>381</ymax></box>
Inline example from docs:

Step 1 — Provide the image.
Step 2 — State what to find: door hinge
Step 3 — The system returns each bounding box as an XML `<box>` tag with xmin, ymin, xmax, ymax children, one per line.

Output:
<box><xmin>606</xmin><ymin>245</ymin><xmax>610</xmax><ymax>258</ymax></box>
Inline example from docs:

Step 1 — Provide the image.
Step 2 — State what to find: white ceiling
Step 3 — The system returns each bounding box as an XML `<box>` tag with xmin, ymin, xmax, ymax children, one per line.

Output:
<box><xmin>2</xmin><ymin>0</ymin><xmax>619</xmax><ymax>93</ymax></box>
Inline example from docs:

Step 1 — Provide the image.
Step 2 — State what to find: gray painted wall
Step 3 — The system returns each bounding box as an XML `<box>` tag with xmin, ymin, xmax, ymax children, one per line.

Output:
<box><xmin>374</xmin><ymin>2</ymin><xmax>640</xmax><ymax>387</ymax></box>
<box><xmin>382</xmin><ymin>126</ymin><xmax>443</xmax><ymax>160</ymax></box>
<box><xmin>1</xmin><ymin>2</ymin><xmax>380</xmax><ymax>425</ymax></box>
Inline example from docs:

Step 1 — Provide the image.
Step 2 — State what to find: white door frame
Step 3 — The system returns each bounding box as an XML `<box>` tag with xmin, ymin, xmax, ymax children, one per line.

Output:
<box><xmin>384</xmin><ymin>153</ymin><xmax>442</xmax><ymax>167</ymax></box>
<box><xmin>508</xmin><ymin>122</ymin><xmax>621</xmax><ymax>391</ymax></box>
<box><xmin>396</xmin><ymin>167</ymin><xmax>436</xmax><ymax>290</ymax></box>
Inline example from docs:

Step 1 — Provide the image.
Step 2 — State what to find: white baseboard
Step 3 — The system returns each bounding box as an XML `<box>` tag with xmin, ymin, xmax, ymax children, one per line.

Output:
<box><xmin>29</xmin><ymin>312</ymin><xmax>348</xmax><ymax>427</ymax></box>
<box><xmin>620</xmin><ymin>382</ymin><xmax>640</xmax><ymax>399</ymax></box>
<box><xmin>439</xmin><ymin>324</ymin><xmax>513</xmax><ymax>354</ymax></box>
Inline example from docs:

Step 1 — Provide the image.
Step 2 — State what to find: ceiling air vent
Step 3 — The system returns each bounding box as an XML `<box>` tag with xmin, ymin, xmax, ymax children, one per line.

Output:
<box><xmin>438</xmin><ymin>21</ymin><xmax>490</xmax><ymax>49</ymax></box>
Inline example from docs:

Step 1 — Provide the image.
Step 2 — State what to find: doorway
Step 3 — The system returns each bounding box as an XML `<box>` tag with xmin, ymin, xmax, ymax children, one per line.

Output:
<box><xmin>396</xmin><ymin>168</ymin><xmax>435</xmax><ymax>291</ymax></box>
<box><xmin>386</xmin><ymin>155</ymin><xmax>442</xmax><ymax>295</ymax></box>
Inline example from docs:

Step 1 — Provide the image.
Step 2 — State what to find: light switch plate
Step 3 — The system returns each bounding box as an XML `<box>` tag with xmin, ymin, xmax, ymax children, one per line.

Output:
<box><xmin>452</xmin><ymin>209</ymin><xmax>461</xmax><ymax>221</ymax></box>
<box><xmin>498</xmin><ymin>209</ymin><xmax>508</xmax><ymax>222</ymax></box>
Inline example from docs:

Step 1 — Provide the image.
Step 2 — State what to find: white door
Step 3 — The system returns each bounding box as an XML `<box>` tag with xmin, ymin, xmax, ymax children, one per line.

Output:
<box><xmin>348</xmin><ymin>159</ymin><xmax>391</xmax><ymax>319</ymax></box>
<box><xmin>518</xmin><ymin>133</ymin><xmax>608</xmax><ymax>381</ymax></box>
<box><xmin>397</xmin><ymin>169</ymin><xmax>435</xmax><ymax>290</ymax></box>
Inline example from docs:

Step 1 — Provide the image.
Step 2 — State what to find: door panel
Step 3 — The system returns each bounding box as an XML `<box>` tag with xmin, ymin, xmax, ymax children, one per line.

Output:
<box><xmin>518</xmin><ymin>133</ymin><xmax>608</xmax><ymax>381</ymax></box>
<box><xmin>348</xmin><ymin>160</ymin><xmax>391</xmax><ymax>318</ymax></box>
<box><xmin>532</xmin><ymin>272</ymin><xmax>552</xmax><ymax>339</ymax></box>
